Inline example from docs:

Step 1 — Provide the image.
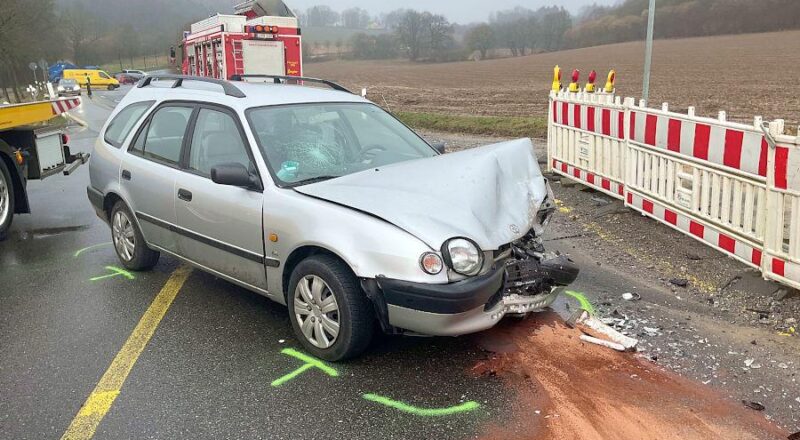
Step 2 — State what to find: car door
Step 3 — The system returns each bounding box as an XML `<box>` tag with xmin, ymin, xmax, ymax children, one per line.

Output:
<box><xmin>121</xmin><ymin>104</ymin><xmax>195</xmax><ymax>253</ymax></box>
<box><xmin>174</xmin><ymin>105</ymin><xmax>267</xmax><ymax>292</ymax></box>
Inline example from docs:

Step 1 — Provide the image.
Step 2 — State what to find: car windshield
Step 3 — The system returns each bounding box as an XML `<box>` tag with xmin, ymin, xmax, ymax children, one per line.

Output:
<box><xmin>247</xmin><ymin>103</ymin><xmax>437</xmax><ymax>186</ymax></box>
<box><xmin>59</xmin><ymin>79</ymin><xmax>77</xmax><ymax>86</ymax></box>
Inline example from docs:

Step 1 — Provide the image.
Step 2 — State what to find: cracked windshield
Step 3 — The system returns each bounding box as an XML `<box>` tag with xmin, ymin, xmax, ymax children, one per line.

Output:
<box><xmin>248</xmin><ymin>103</ymin><xmax>436</xmax><ymax>185</ymax></box>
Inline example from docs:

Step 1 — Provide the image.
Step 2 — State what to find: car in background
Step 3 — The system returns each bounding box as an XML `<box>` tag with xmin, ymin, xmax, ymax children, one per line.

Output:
<box><xmin>114</xmin><ymin>73</ymin><xmax>139</xmax><ymax>85</ymax></box>
<box><xmin>63</xmin><ymin>69</ymin><xmax>120</xmax><ymax>90</ymax></box>
<box><xmin>120</xmin><ymin>70</ymin><xmax>146</xmax><ymax>82</ymax></box>
<box><xmin>56</xmin><ymin>78</ymin><xmax>81</xmax><ymax>97</ymax></box>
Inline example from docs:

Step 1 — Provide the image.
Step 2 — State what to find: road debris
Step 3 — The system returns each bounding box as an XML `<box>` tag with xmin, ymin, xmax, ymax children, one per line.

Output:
<box><xmin>621</xmin><ymin>292</ymin><xmax>641</xmax><ymax>301</ymax></box>
<box><xmin>573</xmin><ymin>310</ymin><xmax>638</xmax><ymax>352</ymax></box>
<box><xmin>744</xmin><ymin>359</ymin><xmax>763</xmax><ymax>369</ymax></box>
<box><xmin>741</xmin><ymin>400</ymin><xmax>765</xmax><ymax>411</ymax></box>
<box><xmin>669</xmin><ymin>278</ymin><xmax>689</xmax><ymax>288</ymax></box>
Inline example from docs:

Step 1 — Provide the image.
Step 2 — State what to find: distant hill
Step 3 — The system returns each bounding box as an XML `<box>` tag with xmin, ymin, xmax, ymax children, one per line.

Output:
<box><xmin>302</xmin><ymin>26</ymin><xmax>388</xmax><ymax>45</ymax></box>
<box><xmin>568</xmin><ymin>0</ymin><xmax>800</xmax><ymax>49</ymax></box>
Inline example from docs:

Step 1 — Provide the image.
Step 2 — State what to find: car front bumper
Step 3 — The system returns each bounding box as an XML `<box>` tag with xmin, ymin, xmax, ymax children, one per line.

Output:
<box><xmin>362</xmin><ymin>256</ymin><xmax>576</xmax><ymax>336</ymax></box>
<box><xmin>384</xmin><ymin>287</ymin><xmax>563</xmax><ymax>336</ymax></box>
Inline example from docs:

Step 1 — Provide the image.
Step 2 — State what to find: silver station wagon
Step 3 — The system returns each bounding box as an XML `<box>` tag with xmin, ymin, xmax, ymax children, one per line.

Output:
<box><xmin>87</xmin><ymin>75</ymin><xmax>578</xmax><ymax>360</ymax></box>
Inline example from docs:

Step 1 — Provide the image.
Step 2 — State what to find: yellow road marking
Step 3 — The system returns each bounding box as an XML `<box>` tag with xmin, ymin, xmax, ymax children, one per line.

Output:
<box><xmin>61</xmin><ymin>265</ymin><xmax>192</xmax><ymax>440</ymax></box>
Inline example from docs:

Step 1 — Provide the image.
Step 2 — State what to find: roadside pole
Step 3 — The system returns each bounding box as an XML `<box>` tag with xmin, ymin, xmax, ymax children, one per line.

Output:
<box><xmin>642</xmin><ymin>0</ymin><xmax>656</xmax><ymax>104</ymax></box>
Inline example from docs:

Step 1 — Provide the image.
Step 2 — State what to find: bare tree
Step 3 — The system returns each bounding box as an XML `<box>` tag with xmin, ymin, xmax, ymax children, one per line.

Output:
<box><xmin>341</xmin><ymin>7</ymin><xmax>370</xmax><ymax>29</ymax></box>
<box><xmin>395</xmin><ymin>10</ymin><xmax>428</xmax><ymax>61</ymax></box>
<box><xmin>61</xmin><ymin>2</ymin><xmax>100</xmax><ymax>64</ymax></box>
<box><xmin>465</xmin><ymin>24</ymin><xmax>495</xmax><ymax>59</ymax></box>
<box><xmin>306</xmin><ymin>5</ymin><xmax>339</xmax><ymax>27</ymax></box>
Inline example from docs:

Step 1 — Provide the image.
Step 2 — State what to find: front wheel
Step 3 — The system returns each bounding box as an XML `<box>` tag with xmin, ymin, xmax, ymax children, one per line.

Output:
<box><xmin>288</xmin><ymin>255</ymin><xmax>375</xmax><ymax>361</ymax></box>
<box><xmin>110</xmin><ymin>201</ymin><xmax>159</xmax><ymax>270</ymax></box>
<box><xmin>0</xmin><ymin>158</ymin><xmax>15</xmax><ymax>241</ymax></box>
<box><xmin>107</xmin><ymin>85</ymin><xmax>115</xmax><ymax>91</ymax></box>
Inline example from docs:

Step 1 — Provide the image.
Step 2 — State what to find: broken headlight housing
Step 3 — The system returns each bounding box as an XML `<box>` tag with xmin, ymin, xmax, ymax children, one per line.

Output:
<box><xmin>442</xmin><ymin>238</ymin><xmax>484</xmax><ymax>276</ymax></box>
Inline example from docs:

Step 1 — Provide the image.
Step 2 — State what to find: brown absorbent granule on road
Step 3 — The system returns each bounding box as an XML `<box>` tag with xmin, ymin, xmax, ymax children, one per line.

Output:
<box><xmin>471</xmin><ymin>313</ymin><xmax>788</xmax><ymax>440</ymax></box>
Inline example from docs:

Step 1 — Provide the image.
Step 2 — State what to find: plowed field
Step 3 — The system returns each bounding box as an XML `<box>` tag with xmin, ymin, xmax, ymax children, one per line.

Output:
<box><xmin>307</xmin><ymin>30</ymin><xmax>800</xmax><ymax>128</ymax></box>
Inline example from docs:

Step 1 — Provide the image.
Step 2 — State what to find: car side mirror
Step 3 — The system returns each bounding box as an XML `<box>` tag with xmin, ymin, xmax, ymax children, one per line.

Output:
<box><xmin>211</xmin><ymin>163</ymin><xmax>262</xmax><ymax>190</ymax></box>
<box><xmin>431</xmin><ymin>142</ymin><xmax>446</xmax><ymax>154</ymax></box>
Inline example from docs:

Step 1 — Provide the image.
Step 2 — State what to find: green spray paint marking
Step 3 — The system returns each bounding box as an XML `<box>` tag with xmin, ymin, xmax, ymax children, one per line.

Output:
<box><xmin>89</xmin><ymin>266</ymin><xmax>135</xmax><ymax>282</ymax></box>
<box><xmin>565</xmin><ymin>290</ymin><xmax>595</xmax><ymax>315</ymax></box>
<box><xmin>74</xmin><ymin>242</ymin><xmax>112</xmax><ymax>257</ymax></box>
<box><xmin>362</xmin><ymin>393</ymin><xmax>480</xmax><ymax>416</ymax></box>
<box><xmin>271</xmin><ymin>348</ymin><xmax>338</xmax><ymax>387</ymax></box>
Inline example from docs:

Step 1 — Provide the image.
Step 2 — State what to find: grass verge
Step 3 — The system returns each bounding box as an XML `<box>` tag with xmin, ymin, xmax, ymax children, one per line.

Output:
<box><xmin>394</xmin><ymin>111</ymin><xmax>548</xmax><ymax>139</ymax></box>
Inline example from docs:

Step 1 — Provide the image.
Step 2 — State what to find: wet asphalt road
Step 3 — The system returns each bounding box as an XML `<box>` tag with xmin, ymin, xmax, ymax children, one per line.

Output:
<box><xmin>0</xmin><ymin>88</ymin><xmax>533</xmax><ymax>440</ymax></box>
<box><xmin>2</xmin><ymin>87</ymin><xmax>752</xmax><ymax>439</ymax></box>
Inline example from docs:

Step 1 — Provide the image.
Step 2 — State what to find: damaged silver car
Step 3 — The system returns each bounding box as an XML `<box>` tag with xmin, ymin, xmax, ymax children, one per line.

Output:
<box><xmin>87</xmin><ymin>75</ymin><xmax>578</xmax><ymax>361</ymax></box>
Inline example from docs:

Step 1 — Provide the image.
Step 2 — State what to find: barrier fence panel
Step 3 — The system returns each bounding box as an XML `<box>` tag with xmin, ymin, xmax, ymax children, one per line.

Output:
<box><xmin>762</xmin><ymin>123</ymin><xmax>800</xmax><ymax>290</ymax></box>
<box><xmin>547</xmin><ymin>90</ymin><xmax>800</xmax><ymax>290</ymax></box>
<box><xmin>547</xmin><ymin>91</ymin><xmax>628</xmax><ymax>199</ymax></box>
<box><xmin>625</xmin><ymin>105</ymin><xmax>769</xmax><ymax>271</ymax></box>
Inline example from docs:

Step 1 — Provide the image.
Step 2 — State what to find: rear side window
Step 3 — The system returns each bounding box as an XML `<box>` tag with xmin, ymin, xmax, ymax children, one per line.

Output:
<box><xmin>104</xmin><ymin>102</ymin><xmax>154</xmax><ymax>148</ymax></box>
<box><xmin>130</xmin><ymin>106</ymin><xmax>193</xmax><ymax>165</ymax></box>
<box><xmin>188</xmin><ymin>108</ymin><xmax>252</xmax><ymax>176</ymax></box>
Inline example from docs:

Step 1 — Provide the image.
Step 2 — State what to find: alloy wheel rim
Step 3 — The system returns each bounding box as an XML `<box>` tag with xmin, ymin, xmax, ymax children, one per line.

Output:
<box><xmin>0</xmin><ymin>170</ymin><xmax>8</xmax><ymax>227</ymax></box>
<box><xmin>112</xmin><ymin>211</ymin><xmax>135</xmax><ymax>262</ymax></box>
<box><xmin>293</xmin><ymin>275</ymin><xmax>341</xmax><ymax>349</ymax></box>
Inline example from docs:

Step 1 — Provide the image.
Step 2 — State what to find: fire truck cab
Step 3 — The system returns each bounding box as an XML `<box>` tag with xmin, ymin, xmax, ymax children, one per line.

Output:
<box><xmin>182</xmin><ymin>0</ymin><xmax>302</xmax><ymax>80</ymax></box>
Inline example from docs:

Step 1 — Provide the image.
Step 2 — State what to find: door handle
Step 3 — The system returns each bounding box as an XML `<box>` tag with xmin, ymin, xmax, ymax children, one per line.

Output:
<box><xmin>178</xmin><ymin>188</ymin><xmax>193</xmax><ymax>202</ymax></box>
<box><xmin>121</xmin><ymin>169</ymin><xmax>131</xmax><ymax>180</ymax></box>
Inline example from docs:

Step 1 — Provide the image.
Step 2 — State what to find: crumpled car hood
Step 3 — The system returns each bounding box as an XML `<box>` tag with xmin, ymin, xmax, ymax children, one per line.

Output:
<box><xmin>294</xmin><ymin>138</ymin><xmax>548</xmax><ymax>250</ymax></box>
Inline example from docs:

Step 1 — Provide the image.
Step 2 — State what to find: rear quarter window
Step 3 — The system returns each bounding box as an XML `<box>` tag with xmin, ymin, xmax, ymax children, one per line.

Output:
<box><xmin>104</xmin><ymin>101</ymin><xmax>154</xmax><ymax>148</ymax></box>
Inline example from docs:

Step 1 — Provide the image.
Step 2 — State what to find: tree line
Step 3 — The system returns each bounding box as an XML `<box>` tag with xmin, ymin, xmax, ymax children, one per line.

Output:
<box><xmin>346</xmin><ymin>0</ymin><xmax>800</xmax><ymax>62</ymax></box>
<box><xmin>565</xmin><ymin>0</ymin><xmax>800</xmax><ymax>49</ymax></box>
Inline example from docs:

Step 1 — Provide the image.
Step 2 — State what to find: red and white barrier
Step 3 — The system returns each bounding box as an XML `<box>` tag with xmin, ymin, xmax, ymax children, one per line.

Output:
<box><xmin>548</xmin><ymin>90</ymin><xmax>800</xmax><ymax>290</ymax></box>
<box><xmin>50</xmin><ymin>97</ymin><xmax>81</xmax><ymax>115</ymax></box>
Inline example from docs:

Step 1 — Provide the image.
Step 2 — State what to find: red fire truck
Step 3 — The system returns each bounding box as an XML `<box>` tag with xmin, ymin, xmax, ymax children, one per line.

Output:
<box><xmin>181</xmin><ymin>0</ymin><xmax>302</xmax><ymax>80</ymax></box>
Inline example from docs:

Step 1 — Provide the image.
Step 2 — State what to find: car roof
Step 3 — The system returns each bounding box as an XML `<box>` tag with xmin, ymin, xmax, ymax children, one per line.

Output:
<box><xmin>120</xmin><ymin>79</ymin><xmax>369</xmax><ymax>112</ymax></box>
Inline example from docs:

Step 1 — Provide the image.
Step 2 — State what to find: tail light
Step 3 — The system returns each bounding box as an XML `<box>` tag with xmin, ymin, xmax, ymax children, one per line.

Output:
<box><xmin>61</xmin><ymin>133</ymin><xmax>70</xmax><ymax>145</ymax></box>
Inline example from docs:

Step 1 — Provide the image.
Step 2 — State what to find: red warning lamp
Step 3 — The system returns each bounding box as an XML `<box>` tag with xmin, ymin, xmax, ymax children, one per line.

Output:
<box><xmin>568</xmin><ymin>69</ymin><xmax>580</xmax><ymax>92</ymax></box>
<box><xmin>586</xmin><ymin>70</ymin><xmax>597</xmax><ymax>93</ymax></box>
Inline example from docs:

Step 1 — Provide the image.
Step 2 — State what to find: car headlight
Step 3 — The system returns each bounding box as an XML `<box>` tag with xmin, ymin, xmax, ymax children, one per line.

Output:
<box><xmin>57</xmin><ymin>86</ymin><xmax>64</xmax><ymax>91</ymax></box>
<box><xmin>73</xmin><ymin>86</ymin><xmax>80</xmax><ymax>91</ymax></box>
<box><xmin>419</xmin><ymin>252</ymin><xmax>443</xmax><ymax>275</ymax></box>
<box><xmin>443</xmin><ymin>238</ymin><xmax>483</xmax><ymax>276</ymax></box>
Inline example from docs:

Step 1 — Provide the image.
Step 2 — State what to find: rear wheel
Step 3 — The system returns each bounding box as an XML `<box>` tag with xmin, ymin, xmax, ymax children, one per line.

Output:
<box><xmin>110</xmin><ymin>201</ymin><xmax>159</xmax><ymax>270</ymax></box>
<box><xmin>288</xmin><ymin>255</ymin><xmax>374</xmax><ymax>361</ymax></box>
<box><xmin>0</xmin><ymin>159</ymin><xmax>15</xmax><ymax>241</ymax></box>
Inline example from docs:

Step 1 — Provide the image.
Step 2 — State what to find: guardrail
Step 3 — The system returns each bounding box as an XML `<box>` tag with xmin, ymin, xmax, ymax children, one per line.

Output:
<box><xmin>547</xmin><ymin>90</ymin><xmax>800</xmax><ymax>290</ymax></box>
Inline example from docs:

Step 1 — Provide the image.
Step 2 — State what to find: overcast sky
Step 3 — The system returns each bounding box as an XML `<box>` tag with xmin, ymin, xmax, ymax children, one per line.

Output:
<box><xmin>284</xmin><ymin>0</ymin><xmax>619</xmax><ymax>24</ymax></box>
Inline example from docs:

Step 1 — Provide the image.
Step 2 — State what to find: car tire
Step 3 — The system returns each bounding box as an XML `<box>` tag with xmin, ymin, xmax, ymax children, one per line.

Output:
<box><xmin>288</xmin><ymin>254</ymin><xmax>374</xmax><ymax>361</ymax></box>
<box><xmin>107</xmin><ymin>85</ymin><xmax>115</xmax><ymax>91</ymax></box>
<box><xmin>110</xmin><ymin>201</ymin><xmax>159</xmax><ymax>271</ymax></box>
<box><xmin>0</xmin><ymin>158</ymin><xmax>15</xmax><ymax>241</ymax></box>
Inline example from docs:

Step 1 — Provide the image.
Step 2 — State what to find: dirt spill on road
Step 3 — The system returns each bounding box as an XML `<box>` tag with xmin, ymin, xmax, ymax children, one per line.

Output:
<box><xmin>471</xmin><ymin>313</ymin><xmax>788</xmax><ymax>440</ymax></box>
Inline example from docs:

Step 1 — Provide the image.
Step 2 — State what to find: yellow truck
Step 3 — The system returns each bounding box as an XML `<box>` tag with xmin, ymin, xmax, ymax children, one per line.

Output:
<box><xmin>0</xmin><ymin>98</ymin><xmax>89</xmax><ymax>239</ymax></box>
<box><xmin>63</xmin><ymin>69</ymin><xmax>120</xmax><ymax>90</ymax></box>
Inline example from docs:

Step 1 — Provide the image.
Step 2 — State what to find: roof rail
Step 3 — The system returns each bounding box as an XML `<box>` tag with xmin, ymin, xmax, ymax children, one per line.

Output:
<box><xmin>137</xmin><ymin>75</ymin><xmax>246</xmax><ymax>98</ymax></box>
<box><xmin>230</xmin><ymin>74</ymin><xmax>353</xmax><ymax>94</ymax></box>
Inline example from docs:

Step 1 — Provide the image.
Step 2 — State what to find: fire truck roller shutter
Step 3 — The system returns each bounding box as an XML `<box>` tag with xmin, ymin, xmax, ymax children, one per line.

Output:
<box><xmin>241</xmin><ymin>40</ymin><xmax>285</xmax><ymax>76</ymax></box>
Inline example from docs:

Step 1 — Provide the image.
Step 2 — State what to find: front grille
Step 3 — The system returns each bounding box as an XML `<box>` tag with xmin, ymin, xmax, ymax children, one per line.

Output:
<box><xmin>503</xmin><ymin>258</ymin><xmax>548</xmax><ymax>294</ymax></box>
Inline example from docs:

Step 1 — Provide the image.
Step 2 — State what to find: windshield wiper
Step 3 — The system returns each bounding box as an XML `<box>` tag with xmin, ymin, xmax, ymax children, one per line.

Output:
<box><xmin>287</xmin><ymin>175</ymin><xmax>342</xmax><ymax>187</ymax></box>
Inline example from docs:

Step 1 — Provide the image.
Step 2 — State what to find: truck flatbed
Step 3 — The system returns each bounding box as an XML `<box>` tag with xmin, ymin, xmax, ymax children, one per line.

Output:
<box><xmin>0</xmin><ymin>97</ymin><xmax>81</xmax><ymax>131</ymax></box>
